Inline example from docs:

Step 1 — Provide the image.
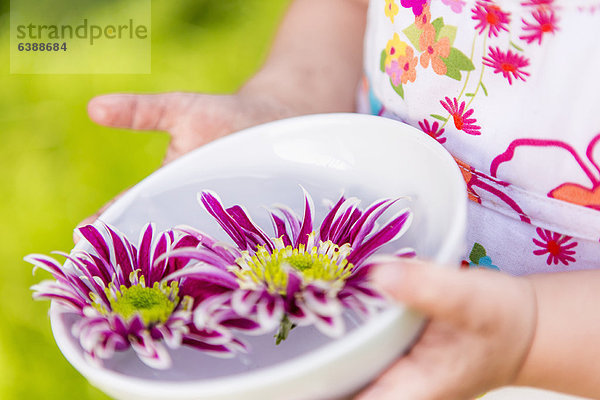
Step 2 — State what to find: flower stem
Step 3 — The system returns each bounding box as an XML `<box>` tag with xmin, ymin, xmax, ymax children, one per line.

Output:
<box><xmin>456</xmin><ymin>34</ymin><xmax>478</xmax><ymax>101</ymax></box>
<box><xmin>275</xmin><ymin>314</ymin><xmax>296</xmax><ymax>345</ymax></box>
<box><xmin>465</xmin><ymin>35</ymin><xmax>487</xmax><ymax>110</ymax></box>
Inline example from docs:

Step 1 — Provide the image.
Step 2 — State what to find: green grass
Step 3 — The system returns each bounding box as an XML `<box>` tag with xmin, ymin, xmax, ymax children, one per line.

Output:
<box><xmin>0</xmin><ymin>1</ymin><xmax>289</xmax><ymax>398</ymax></box>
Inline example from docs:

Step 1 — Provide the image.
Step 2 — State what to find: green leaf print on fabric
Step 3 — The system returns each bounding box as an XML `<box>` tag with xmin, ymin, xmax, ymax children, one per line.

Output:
<box><xmin>438</xmin><ymin>25</ymin><xmax>457</xmax><ymax>45</ymax></box>
<box><xmin>509</xmin><ymin>40</ymin><xmax>524</xmax><ymax>52</ymax></box>
<box><xmin>403</xmin><ymin>18</ymin><xmax>456</xmax><ymax>52</ymax></box>
<box><xmin>431</xmin><ymin>17</ymin><xmax>444</xmax><ymax>37</ymax></box>
<box><xmin>467</xmin><ymin>242</ymin><xmax>500</xmax><ymax>270</ymax></box>
<box><xmin>392</xmin><ymin>81</ymin><xmax>405</xmax><ymax>98</ymax></box>
<box><xmin>430</xmin><ymin>114</ymin><xmax>447</xmax><ymax>122</ymax></box>
<box><xmin>402</xmin><ymin>24</ymin><xmax>421</xmax><ymax>50</ymax></box>
<box><xmin>442</xmin><ymin>47</ymin><xmax>475</xmax><ymax>81</ymax></box>
<box><xmin>469</xmin><ymin>242</ymin><xmax>487</xmax><ymax>264</ymax></box>
<box><xmin>380</xmin><ymin>49</ymin><xmax>387</xmax><ymax>73</ymax></box>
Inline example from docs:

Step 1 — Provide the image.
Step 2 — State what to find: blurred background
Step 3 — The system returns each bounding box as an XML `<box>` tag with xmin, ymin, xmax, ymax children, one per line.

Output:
<box><xmin>0</xmin><ymin>0</ymin><xmax>289</xmax><ymax>398</ymax></box>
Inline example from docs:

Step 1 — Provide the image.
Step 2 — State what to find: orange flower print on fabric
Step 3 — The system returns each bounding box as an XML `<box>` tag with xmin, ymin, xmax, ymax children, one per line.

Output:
<box><xmin>397</xmin><ymin>46</ymin><xmax>418</xmax><ymax>84</ymax></box>
<box><xmin>414</xmin><ymin>4</ymin><xmax>432</xmax><ymax>28</ymax></box>
<box><xmin>419</xmin><ymin>26</ymin><xmax>450</xmax><ymax>75</ymax></box>
<box><xmin>385</xmin><ymin>0</ymin><xmax>399</xmax><ymax>24</ymax></box>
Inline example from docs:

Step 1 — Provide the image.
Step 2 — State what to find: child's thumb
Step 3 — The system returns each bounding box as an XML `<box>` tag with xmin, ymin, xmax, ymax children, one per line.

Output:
<box><xmin>88</xmin><ymin>93</ymin><xmax>186</xmax><ymax>131</ymax></box>
<box><xmin>371</xmin><ymin>260</ymin><xmax>500</xmax><ymax>327</ymax></box>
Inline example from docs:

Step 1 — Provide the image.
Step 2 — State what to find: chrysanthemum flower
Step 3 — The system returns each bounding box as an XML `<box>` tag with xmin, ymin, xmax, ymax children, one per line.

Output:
<box><xmin>471</xmin><ymin>1</ymin><xmax>511</xmax><ymax>37</ymax></box>
<box><xmin>168</xmin><ymin>190</ymin><xmax>413</xmax><ymax>343</ymax></box>
<box><xmin>482</xmin><ymin>47</ymin><xmax>530</xmax><ymax>85</ymax></box>
<box><xmin>27</xmin><ymin>222</ymin><xmax>256</xmax><ymax>369</ymax></box>
<box><xmin>440</xmin><ymin>97</ymin><xmax>482</xmax><ymax>135</ymax></box>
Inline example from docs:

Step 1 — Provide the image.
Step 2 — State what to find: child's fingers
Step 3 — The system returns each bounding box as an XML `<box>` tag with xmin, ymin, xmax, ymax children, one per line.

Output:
<box><xmin>87</xmin><ymin>92</ymin><xmax>194</xmax><ymax>131</ymax></box>
<box><xmin>354</xmin><ymin>351</ymin><xmax>462</xmax><ymax>400</ymax></box>
<box><xmin>371</xmin><ymin>260</ymin><xmax>506</xmax><ymax>329</ymax></box>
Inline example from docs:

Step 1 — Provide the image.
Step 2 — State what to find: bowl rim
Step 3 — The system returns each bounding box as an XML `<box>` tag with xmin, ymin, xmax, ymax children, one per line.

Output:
<box><xmin>50</xmin><ymin>112</ymin><xmax>467</xmax><ymax>397</ymax></box>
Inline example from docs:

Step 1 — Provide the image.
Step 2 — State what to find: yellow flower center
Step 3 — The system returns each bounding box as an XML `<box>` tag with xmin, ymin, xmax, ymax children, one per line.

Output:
<box><xmin>91</xmin><ymin>273</ymin><xmax>187</xmax><ymax>325</ymax></box>
<box><xmin>110</xmin><ymin>283</ymin><xmax>177</xmax><ymax>324</ymax></box>
<box><xmin>233</xmin><ymin>241</ymin><xmax>354</xmax><ymax>295</ymax></box>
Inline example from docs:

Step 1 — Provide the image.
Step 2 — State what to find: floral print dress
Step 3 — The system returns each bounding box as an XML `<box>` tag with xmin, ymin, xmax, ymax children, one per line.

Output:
<box><xmin>359</xmin><ymin>0</ymin><xmax>600</xmax><ymax>275</ymax></box>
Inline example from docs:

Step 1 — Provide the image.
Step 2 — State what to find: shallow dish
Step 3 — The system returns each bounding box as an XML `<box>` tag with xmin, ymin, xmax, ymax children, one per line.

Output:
<box><xmin>51</xmin><ymin>113</ymin><xmax>467</xmax><ymax>400</ymax></box>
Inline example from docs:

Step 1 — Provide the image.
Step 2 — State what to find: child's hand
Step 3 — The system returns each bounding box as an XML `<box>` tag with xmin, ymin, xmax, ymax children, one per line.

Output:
<box><xmin>76</xmin><ymin>88</ymin><xmax>303</xmax><ymax>233</ymax></box>
<box><xmin>87</xmin><ymin>90</ymin><xmax>300</xmax><ymax>164</ymax></box>
<box><xmin>356</xmin><ymin>260</ymin><xmax>537</xmax><ymax>400</ymax></box>
<box><xmin>76</xmin><ymin>0</ymin><xmax>367</xmax><ymax>237</ymax></box>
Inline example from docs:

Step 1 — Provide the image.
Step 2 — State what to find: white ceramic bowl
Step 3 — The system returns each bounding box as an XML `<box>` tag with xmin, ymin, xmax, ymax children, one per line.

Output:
<box><xmin>50</xmin><ymin>113</ymin><xmax>467</xmax><ymax>400</ymax></box>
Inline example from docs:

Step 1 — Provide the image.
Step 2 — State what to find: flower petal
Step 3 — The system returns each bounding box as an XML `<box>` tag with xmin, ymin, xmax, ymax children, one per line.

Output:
<box><xmin>163</xmin><ymin>263</ymin><xmax>239</xmax><ymax>290</ymax></box>
<box><xmin>137</xmin><ymin>223</ymin><xmax>155</xmax><ymax>279</ymax></box>
<box><xmin>349</xmin><ymin>209</ymin><xmax>413</xmax><ymax>265</ymax></box>
<box><xmin>270</xmin><ymin>213</ymin><xmax>292</xmax><ymax>247</ymax></box>
<box><xmin>198</xmin><ymin>191</ymin><xmax>249</xmax><ymax>250</ymax></box>
<box><xmin>226</xmin><ymin>205</ymin><xmax>274</xmax><ymax>251</ymax></box>
<box><xmin>294</xmin><ymin>187</ymin><xmax>315</xmax><ymax>247</ymax></box>
<box><xmin>77</xmin><ymin>224</ymin><xmax>112</xmax><ymax>262</ymax></box>
<box><xmin>130</xmin><ymin>331</ymin><xmax>172</xmax><ymax>370</ymax></box>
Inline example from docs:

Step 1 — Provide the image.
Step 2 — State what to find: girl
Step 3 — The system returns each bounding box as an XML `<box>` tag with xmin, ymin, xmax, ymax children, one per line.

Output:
<box><xmin>84</xmin><ymin>1</ymin><xmax>600</xmax><ymax>398</ymax></box>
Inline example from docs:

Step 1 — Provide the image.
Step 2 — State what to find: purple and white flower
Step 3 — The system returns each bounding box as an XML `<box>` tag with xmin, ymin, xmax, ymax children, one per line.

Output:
<box><xmin>168</xmin><ymin>189</ymin><xmax>414</xmax><ymax>343</ymax></box>
<box><xmin>27</xmin><ymin>222</ymin><xmax>257</xmax><ymax>369</ymax></box>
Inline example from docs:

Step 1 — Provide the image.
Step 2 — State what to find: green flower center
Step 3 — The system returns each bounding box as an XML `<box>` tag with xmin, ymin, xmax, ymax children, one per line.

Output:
<box><xmin>234</xmin><ymin>241</ymin><xmax>354</xmax><ymax>294</ymax></box>
<box><xmin>95</xmin><ymin>280</ymin><xmax>180</xmax><ymax>325</ymax></box>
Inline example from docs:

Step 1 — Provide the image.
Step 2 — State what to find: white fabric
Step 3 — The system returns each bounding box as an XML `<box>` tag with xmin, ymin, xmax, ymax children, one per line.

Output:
<box><xmin>361</xmin><ymin>0</ymin><xmax>600</xmax><ymax>274</ymax></box>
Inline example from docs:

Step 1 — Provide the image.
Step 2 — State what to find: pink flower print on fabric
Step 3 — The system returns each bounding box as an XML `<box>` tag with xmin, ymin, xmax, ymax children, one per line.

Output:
<box><xmin>482</xmin><ymin>47</ymin><xmax>530</xmax><ymax>85</ymax></box>
<box><xmin>520</xmin><ymin>9</ymin><xmax>559</xmax><ymax>44</ymax></box>
<box><xmin>386</xmin><ymin>60</ymin><xmax>403</xmax><ymax>86</ymax></box>
<box><xmin>400</xmin><ymin>0</ymin><xmax>428</xmax><ymax>16</ymax></box>
<box><xmin>521</xmin><ymin>0</ymin><xmax>555</xmax><ymax>10</ymax></box>
<box><xmin>532</xmin><ymin>227</ymin><xmax>578</xmax><ymax>266</ymax></box>
<box><xmin>418</xmin><ymin>119</ymin><xmax>446</xmax><ymax>144</ymax></box>
<box><xmin>440</xmin><ymin>97</ymin><xmax>482</xmax><ymax>135</ymax></box>
<box><xmin>471</xmin><ymin>1</ymin><xmax>511</xmax><ymax>37</ymax></box>
<box><xmin>442</xmin><ymin>0</ymin><xmax>466</xmax><ymax>13</ymax></box>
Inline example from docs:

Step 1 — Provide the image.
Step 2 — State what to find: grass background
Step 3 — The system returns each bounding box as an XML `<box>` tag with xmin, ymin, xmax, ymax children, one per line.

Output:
<box><xmin>0</xmin><ymin>0</ymin><xmax>289</xmax><ymax>398</ymax></box>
